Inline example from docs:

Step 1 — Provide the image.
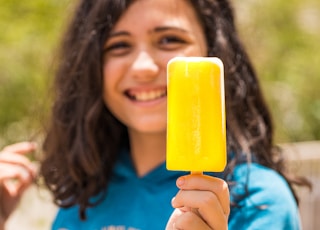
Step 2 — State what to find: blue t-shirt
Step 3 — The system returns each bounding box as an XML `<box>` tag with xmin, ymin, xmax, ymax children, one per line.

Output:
<box><xmin>52</xmin><ymin>150</ymin><xmax>301</xmax><ymax>229</ymax></box>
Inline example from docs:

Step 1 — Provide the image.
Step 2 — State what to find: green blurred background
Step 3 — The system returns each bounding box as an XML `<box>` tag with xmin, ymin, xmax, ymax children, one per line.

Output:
<box><xmin>0</xmin><ymin>0</ymin><xmax>319</xmax><ymax>147</ymax></box>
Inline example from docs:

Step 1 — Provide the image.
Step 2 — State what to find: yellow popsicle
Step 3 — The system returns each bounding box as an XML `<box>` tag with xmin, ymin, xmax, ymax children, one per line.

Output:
<box><xmin>166</xmin><ymin>57</ymin><xmax>226</xmax><ymax>172</ymax></box>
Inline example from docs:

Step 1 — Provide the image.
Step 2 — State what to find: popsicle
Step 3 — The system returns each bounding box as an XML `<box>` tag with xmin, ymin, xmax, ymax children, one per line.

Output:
<box><xmin>166</xmin><ymin>57</ymin><xmax>226</xmax><ymax>172</ymax></box>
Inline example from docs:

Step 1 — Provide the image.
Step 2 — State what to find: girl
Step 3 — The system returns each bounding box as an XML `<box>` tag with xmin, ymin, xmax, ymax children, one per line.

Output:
<box><xmin>0</xmin><ymin>0</ymin><xmax>308</xmax><ymax>229</ymax></box>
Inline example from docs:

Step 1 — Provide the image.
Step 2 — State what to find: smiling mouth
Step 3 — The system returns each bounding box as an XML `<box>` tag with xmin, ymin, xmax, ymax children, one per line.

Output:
<box><xmin>126</xmin><ymin>89</ymin><xmax>167</xmax><ymax>102</ymax></box>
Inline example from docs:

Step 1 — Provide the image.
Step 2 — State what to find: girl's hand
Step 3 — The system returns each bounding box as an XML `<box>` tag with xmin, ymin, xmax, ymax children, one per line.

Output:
<box><xmin>166</xmin><ymin>174</ymin><xmax>230</xmax><ymax>230</ymax></box>
<box><xmin>0</xmin><ymin>142</ymin><xmax>37</xmax><ymax>224</ymax></box>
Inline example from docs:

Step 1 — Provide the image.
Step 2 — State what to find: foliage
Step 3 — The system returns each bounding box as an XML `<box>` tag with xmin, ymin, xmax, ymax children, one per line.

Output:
<box><xmin>0</xmin><ymin>0</ymin><xmax>72</xmax><ymax>146</ymax></box>
<box><xmin>234</xmin><ymin>0</ymin><xmax>320</xmax><ymax>142</ymax></box>
<box><xmin>0</xmin><ymin>0</ymin><xmax>319</xmax><ymax>147</ymax></box>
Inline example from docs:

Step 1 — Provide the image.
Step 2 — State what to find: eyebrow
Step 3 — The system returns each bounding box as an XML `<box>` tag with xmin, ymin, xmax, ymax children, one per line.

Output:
<box><xmin>108</xmin><ymin>31</ymin><xmax>130</xmax><ymax>38</ymax></box>
<box><xmin>153</xmin><ymin>26</ymin><xmax>189</xmax><ymax>33</ymax></box>
<box><xmin>108</xmin><ymin>26</ymin><xmax>189</xmax><ymax>38</ymax></box>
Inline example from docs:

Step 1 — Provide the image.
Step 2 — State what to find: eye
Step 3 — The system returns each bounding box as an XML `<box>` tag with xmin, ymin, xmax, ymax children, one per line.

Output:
<box><xmin>160</xmin><ymin>36</ymin><xmax>185</xmax><ymax>44</ymax></box>
<box><xmin>158</xmin><ymin>35</ymin><xmax>187</xmax><ymax>50</ymax></box>
<box><xmin>104</xmin><ymin>41</ymin><xmax>131</xmax><ymax>56</ymax></box>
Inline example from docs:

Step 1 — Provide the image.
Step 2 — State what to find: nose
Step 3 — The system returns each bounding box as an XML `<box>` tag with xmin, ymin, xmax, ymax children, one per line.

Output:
<box><xmin>130</xmin><ymin>50</ymin><xmax>159</xmax><ymax>82</ymax></box>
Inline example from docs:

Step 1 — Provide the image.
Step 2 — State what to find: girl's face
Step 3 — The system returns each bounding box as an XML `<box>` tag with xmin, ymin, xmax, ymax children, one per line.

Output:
<box><xmin>103</xmin><ymin>0</ymin><xmax>207</xmax><ymax>135</ymax></box>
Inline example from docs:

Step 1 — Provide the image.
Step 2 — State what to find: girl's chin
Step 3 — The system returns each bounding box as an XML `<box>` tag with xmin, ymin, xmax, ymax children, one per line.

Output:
<box><xmin>128</xmin><ymin>124</ymin><xmax>167</xmax><ymax>135</ymax></box>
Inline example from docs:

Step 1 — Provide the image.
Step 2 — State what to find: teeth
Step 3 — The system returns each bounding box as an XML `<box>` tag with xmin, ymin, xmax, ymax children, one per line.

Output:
<box><xmin>132</xmin><ymin>90</ymin><xmax>166</xmax><ymax>101</ymax></box>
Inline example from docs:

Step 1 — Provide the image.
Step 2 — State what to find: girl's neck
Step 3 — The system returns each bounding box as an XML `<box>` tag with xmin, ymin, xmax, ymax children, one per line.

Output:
<box><xmin>128</xmin><ymin>130</ymin><xmax>166</xmax><ymax>177</ymax></box>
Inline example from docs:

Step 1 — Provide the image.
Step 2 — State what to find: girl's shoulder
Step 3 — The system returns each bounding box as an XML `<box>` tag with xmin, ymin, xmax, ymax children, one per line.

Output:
<box><xmin>228</xmin><ymin>163</ymin><xmax>301</xmax><ymax>229</ymax></box>
<box><xmin>231</xmin><ymin>162</ymin><xmax>290</xmax><ymax>192</ymax></box>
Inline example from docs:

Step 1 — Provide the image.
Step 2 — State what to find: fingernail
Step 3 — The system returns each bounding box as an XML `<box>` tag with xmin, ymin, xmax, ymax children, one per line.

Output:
<box><xmin>171</xmin><ymin>197</ymin><xmax>176</xmax><ymax>205</ymax></box>
<box><xmin>30</xmin><ymin>142</ymin><xmax>38</xmax><ymax>148</ymax></box>
<box><xmin>177</xmin><ymin>177</ymin><xmax>185</xmax><ymax>187</ymax></box>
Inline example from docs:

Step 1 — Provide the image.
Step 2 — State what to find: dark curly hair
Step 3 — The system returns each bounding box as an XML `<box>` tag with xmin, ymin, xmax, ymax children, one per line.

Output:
<box><xmin>40</xmin><ymin>0</ymin><xmax>310</xmax><ymax>220</ymax></box>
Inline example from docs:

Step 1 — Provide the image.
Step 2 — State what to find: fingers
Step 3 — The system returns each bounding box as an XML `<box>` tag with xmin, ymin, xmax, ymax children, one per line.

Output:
<box><xmin>2</xmin><ymin>173</ymin><xmax>32</xmax><ymax>197</ymax></box>
<box><xmin>166</xmin><ymin>208</ymin><xmax>211</xmax><ymax>230</ymax></box>
<box><xmin>0</xmin><ymin>162</ymin><xmax>35</xmax><ymax>197</ymax></box>
<box><xmin>0</xmin><ymin>142</ymin><xmax>37</xmax><ymax>177</ymax></box>
<box><xmin>2</xmin><ymin>142</ymin><xmax>37</xmax><ymax>154</ymax></box>
<box><xmin>0</xmin><ymin>142</ymin><xmax>37</xmax><ymax>195</ymax></box>
<box><xmin>0</xmin><ymin>154</ymin><xmax>36</xmax><ymax>177</ymax></box>
<box><xmin>174</xmin><ymin>211</ymin><xmax>212</xmax><ymax>230</ymax></box>
<box><xmin>172</xmin><ymin>175</ymin><xmax>230</xmax><ymax>229</ymax></box>
<box><xmin>175</xmin><ymin>175</ymin><xmax>230</xmax><ymax>215</ymax></box>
